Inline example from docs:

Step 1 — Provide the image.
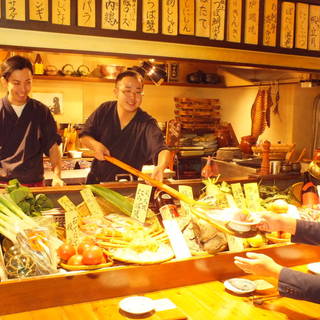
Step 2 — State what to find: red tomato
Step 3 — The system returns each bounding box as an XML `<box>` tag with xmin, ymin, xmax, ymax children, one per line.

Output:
<box><xmin>82</xmin><ymin>245</ymin><xmax>104</xmax><ymax>265</ymax></box>
<box><xmin>57</xmin><ymin>243</ymin><xmax>76</xmax><ymax>261</ymax></box>
<box><xmin>67</xmin><ymin>254</ymin><xmax>84</xmax><ymax>266</ymax></box>
<box><xmin>77</xmin><ymin>242</ymin><xmax>93</xmax><ymax>255</ymax></box>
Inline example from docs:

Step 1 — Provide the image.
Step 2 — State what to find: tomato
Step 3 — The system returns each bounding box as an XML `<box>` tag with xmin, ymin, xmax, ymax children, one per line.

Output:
<box><xmin>77</xmin><ymin>242</ymin><xmax>93</xmax><ymax>255</ymax></box>
<box><xmin>57</xmin><ymin>243</ymin><xmax>76</xmax><ymax>261</ymax></box>
<box><xmin>82</xmin><ymin>245</ymin><xmax>104</xmax><ymax>265</ymax></box>
<box><xmin>67</xmin><ymin>254</ymin><xmax>84</xmax><ymax>266</ymax></box>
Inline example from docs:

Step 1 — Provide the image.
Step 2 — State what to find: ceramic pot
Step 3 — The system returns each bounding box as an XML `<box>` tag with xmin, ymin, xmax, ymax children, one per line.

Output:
<box><xmin>239</xmin><ymin>136</ymin><xmax>257</xmax><ymax>154</ymax></box>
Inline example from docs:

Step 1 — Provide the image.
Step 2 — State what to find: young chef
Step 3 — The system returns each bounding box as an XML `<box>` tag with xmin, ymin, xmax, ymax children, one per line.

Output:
<box><xmin>234</xmin><ymin>213</ymin><xmax>320</xmax><ymax>304</ymax></box>
<box><xmin>79</xmin><ymin>70</ymin><xmax>170</xmax><ymax>183</ymax></box>
<box><xmin>0</xmin><ymin>55</ymin><xmax>64</xmax><ymax>187</ymax></box>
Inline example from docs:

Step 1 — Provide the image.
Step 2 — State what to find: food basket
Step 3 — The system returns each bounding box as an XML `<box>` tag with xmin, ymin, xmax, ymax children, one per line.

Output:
<box><xmin>251</xmin><ymin>144</ymin><xmax>294</xmax><ymax>160</ymax></box>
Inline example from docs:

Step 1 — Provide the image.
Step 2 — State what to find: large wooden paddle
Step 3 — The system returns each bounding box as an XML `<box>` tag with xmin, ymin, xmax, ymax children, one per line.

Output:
<box><xmin>104</xmin><ymin>155</ymin><xmax>236</xmax><ymax>236</ymax></box>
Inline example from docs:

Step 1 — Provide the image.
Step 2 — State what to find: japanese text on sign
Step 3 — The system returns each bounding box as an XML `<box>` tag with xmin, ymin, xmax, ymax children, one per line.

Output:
<box><xmin>210</xmin><ymin>0</ymin><xmax>225</xmax><ymax>40</ymax></box>
<box><xmin>30</xmin><ymin>0</ymin><xmax>48</xmax><ymax>21</ymax></box>
<box><xmin>102</xmin><ymin>0</ymin><xmax>119</xmax><ymax>30</ymax></box>
<box><xmin>143</xmin><ymin>0</ymin><xmax>159</xmax><ymax>33</ymax></box>
<box><xmin>52</xmin><ymin>0</ymin><xmax>70</xmax><ymax>25</ymax></box>
<box><xmin>78</xmin><ymin>0</ymin><xmax>95</xmax><ymax>27</ymax></box>
<box><xmin>120</xmin><ymin>0</ymin><xmax>138</xmax><ymax>31</ymax></box>
<box><xmin>6</xmin><ymin>0</ymin><xmax>25</xmax><ymax>20</ymax></box>
<box><xmin>162</xmin><ymin>0</ymin><xmax>178</xmax><ymax>35</ymax></box>
<box><xmin>196</xmin><ymin>0</ymin><xmax>210</xmax><ymax>37</ymax></box>
<box><xmin>131</xmin><ymin>184</ymin><xmax>152</xmax><ymax>223</ymax></box>
<box><xmin>179</xmin><ymin>0</ymin><xmax>194</xmax><ymax>35</ymax></box>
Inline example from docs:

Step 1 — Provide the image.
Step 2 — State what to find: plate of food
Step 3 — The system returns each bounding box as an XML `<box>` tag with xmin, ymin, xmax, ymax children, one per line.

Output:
<box><xmin>224</xmin><ymin>278</ymin><xmax>256</xmax><ymax>294</ymax></box>
<box><xmin>307</xmin><ymin>262</ymin><xmax>320</xmax><ymax>275</ymax></box>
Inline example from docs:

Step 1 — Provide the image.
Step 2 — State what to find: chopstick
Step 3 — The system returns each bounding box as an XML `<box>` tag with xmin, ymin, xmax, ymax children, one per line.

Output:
<box><xmin>248</xmin><ymin>294</ymin><xmax>280</xmax><ymax>305</ymax></box>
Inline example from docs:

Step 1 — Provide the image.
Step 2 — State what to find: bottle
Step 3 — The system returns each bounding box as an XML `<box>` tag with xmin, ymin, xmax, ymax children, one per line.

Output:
<box><xmin>301</xmin><ymin>171</ymin><xmax>319</xmax><ymax>208</ymax></box>
<box><xmin>34</xmin><ymin>54</ymin><xmax>44</xmax><ymax>75</ymax></box>
<box><xmin>153</xmin><ymin>189</ymin><xmax>179</xmax><ymax>218</ymax></box>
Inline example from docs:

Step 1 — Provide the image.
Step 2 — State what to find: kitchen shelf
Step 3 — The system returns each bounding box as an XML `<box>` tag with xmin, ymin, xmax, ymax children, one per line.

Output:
<box><xmin>33</xmin><ymin>75</ymin><xmax>225</xmax><ymax>88</ymax></box>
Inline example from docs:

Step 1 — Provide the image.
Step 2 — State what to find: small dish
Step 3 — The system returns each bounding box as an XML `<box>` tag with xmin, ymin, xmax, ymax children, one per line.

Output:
<box><xmin>224</xmin><ymin>278</ymin><xmax>256</xmax><ymax>294</ymax></box>
<box><xmin>307</xmin><ymin>262</ymin><xmax>320</xmax><ymax>275</ymax></box>
<box><xmin>228</xmin><ymin>217</ymin><xmax>261</xmax><ymax>232</ymax></box>
<box><xmin>119</xmin><ymin>296</ymin><xmax>155</xmax><ymax>315</ymax></box>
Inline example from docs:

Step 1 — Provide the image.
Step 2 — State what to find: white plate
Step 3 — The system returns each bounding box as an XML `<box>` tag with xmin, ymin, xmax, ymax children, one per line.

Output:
<box><xmin>307</xmin><ymin>262</ymin><xmax>320</xmax><ymax>275</ymax></box>
<box><xmin>224</xmin><ymin>278</ymin><xmax>256</xmax><ymax>294</ymax></box>
<box><xmin>119</xmin><ymin>296</ymin><xmax>155</xmax><ymax>315</ymax></box>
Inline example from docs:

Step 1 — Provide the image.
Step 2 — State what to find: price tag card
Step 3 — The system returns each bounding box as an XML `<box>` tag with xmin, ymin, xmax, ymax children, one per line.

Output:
<box><xmin>131</xmin><ymin>184</ymin><xmax>152</xmax><ymax>223</ymax></box>
<box><xmin>179</xmin><ymin>185</ymin><xmax>193</xmax><ymax>216</ymax></box>
<box><xmin>80</xmin><ymin>188</ymin><xmax>104</xmax><ymax>217</ymax></box>
<box><xmin>244</xmin><ymin>183</ymin><xmax>262</xmax><ymax>211</ymax></box>
<box><xmin>226</xmin><ymin>234</ymin><xmax>244</xmax><ymax>252</ymax></box>
<box><xmin>57</xmin><ymin>195</ymin><xmax>77</xmax><ymax>212</ymax></box>
<box><xmin>231</xmin><ymin>183</ymin><xmax>247</xmax><ymax>209</ymax></box>
<box><xmin>58</xmin><ymin>195</ymin><xmax>80</xmax><ymax>246</ymax></box>
<box><xmin>64</xmin><ymin>210</ymin><xmax>80</xmax><ymax>247</ymax></box>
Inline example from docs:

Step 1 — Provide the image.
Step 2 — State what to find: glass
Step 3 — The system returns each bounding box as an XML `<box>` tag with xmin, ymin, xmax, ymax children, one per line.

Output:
<box><xmin>119</xmin><ymin>89</ymin><xmax>144</xmax><ymax>97</ymax></box>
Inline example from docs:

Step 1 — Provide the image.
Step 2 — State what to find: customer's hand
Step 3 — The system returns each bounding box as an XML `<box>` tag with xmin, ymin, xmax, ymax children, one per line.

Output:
<box><xmin>257</xmin><ymin>213</ymin><xmax>296</xmax><ymax>234</ymax></box>
<box><xmin>234</xmin><ymin>252</ymin><xmax>283</xmax><ymax>278</ymax></box>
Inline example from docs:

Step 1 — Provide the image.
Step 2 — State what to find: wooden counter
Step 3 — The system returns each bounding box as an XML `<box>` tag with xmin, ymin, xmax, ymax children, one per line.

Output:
<box><xmin>1</xmin><ymin>263</ymin><xmax>320</xmax><ymax>320</ymax></box>
<box><xmin>0</xmin><ymin>242</ymin><xmax>319</xmax><ymax>316</ymax></box>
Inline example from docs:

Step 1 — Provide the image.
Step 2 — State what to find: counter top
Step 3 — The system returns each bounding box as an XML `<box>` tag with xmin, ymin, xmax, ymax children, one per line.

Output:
<box><xmin>2</xmin><ymin>263</ymin><xmax>320</xmax><ymax>320</ymax></box>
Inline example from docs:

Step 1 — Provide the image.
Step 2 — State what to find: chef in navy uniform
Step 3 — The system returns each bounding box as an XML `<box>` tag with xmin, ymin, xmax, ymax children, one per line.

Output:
<box><xmin>0</xmin><ymin>55</ymin><xmax>63</xmax><ymax>186</ymax></box>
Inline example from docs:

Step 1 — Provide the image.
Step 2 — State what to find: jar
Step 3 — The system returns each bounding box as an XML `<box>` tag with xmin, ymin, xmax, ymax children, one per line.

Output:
<box><xmin>281</xmin><ymin>162</ymin><xmax>292</xmax><ymax>173</ymax></box>
<box><xmin>239</xmin><ymin>135</ymin><xmax>257</xmax><ymax>155</ymax></box>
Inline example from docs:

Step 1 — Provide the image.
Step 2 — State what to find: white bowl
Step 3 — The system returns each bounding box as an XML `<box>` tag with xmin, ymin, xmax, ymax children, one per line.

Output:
<box><xmin>68</xmin><ymin>150</ymin><xmax>83</xmax><ymax>158</ymax></box>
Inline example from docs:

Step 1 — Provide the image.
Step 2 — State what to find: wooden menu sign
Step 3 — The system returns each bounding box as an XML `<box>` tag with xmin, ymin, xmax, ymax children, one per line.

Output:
<box><xmin>166</xmin><ymin>119</ymin><xmax>181</xmax><ymax>147</ymax></box>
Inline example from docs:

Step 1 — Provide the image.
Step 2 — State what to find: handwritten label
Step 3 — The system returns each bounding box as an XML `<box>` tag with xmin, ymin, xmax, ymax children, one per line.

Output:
<box><xmin>162</xmin><ymin>0</ymin><xmax>178</xmax><ymax>35</ymax></box>
<box><xmin>308</xmin><ymin>5</ymin><xmax>320</xmax><ymax>51</ymax></box>
<box><xmin>295</xmin><ymin>3</ymin><xmax>308</xmax><ymax>50</ymax></box>
<box><xmin>143</xmin><ymin>0</ymin><xmax>159</xmax><ymax>33</ymax></box>
<box><xmin>231</xmin><ymin>183</ymin><xmax>247</xmax><ymax>209</ymax></box>
<box><xmin>196</xmin><ymin>0</ymin><xmax>210</xmax><ymax>37</ymax></box>
<box><xmin>210</xmin><ymin>0</ymin><xmax>225</xmax><ymax>40</ymax></box>
<box><xmin>226</xmin><ymin>234</ymin><xmax>244</xmax><ymax>252</ymax></box>
<box><xmin>102</xmin><ymin>0</ymin><xmax>119</xmax><ymax>30</ymax></box>
<box><xmin>80</xmin><ymin>188</ymin><xmax>104</xmax><ymax>217</ymax></box>
<box><xmin>6</xmin><ymin>0</ymin><xmax>25</xmax><ymax>21</ymax></box>
<box><xmin>179</xmin><ymin>0</ymin><xmax>195</xmax><ymax>35</ymax></box>
<box><xmin>131</xmin><ymin>184</ymin><xmax>152</xmax><ymax>223</ymax></box>
<box><xmin>78</xmin><ymin>0</ymin><xmax>95</xmax><ymax>27</ymax></box>
<box><xmin>227</xmin><ymin>0</ymin><xmax>242</xmax><ymax>43</ymax></box>
<box><xmin>52</xmin><ymin>0</ymin><xmax>70</xmax><ymax>25</ymax></box>
<box><xmin>245</xmin><ymin>0</ymin><xmax>259</xmax><ymax>45</ymax></box>
<box><xmin>263</xmin><ymin>0</ymin><xmax>277</xmax><ymax>46</ymax></box>
<box><xmin>280</xmin><ymin>1</ymin><xmax>295</xmax><ymax>49</ymax></box>
<box><xmin>120</xmin><ymin>0</ymin><xmax>137</xmax><ymax>31</ymax></box>
<box><xmin>178</xmin><ymin>185</ymin><xmax>193</xmax><ymax>216</ymax></box>
<box><xmin>243</xmin><ymin>183</ymin><xmax>261</xmax><ymax>212</ymax></box>
<box><xmin>64</xmin><ymin>210</ymin><xmax>80</xmax><ymax>246</ymax></box>
<box><xmin>29</xmin><ymin>0</ymin><xmax>48</xmax><ymax>21</ymax></box>
<box><xmin>58</xmin><ymin>196</ymin><xmax>80</xmax><ymax>246</ymax></box>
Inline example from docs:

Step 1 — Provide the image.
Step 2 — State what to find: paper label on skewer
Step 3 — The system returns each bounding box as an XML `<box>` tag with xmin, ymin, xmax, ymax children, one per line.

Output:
<box><xmin>58</xmin><ymin>195</ymin><xmax>77</xmax><ymax>212</ymax></box>
<box><xmin>231</xmin><ymin>183</ymin><xmax>247</xmax><ymax>209</ymax></box>
<box><xmin>179</xmin><ymin>185</ymin><xmax>193</xmax><ymax>216</ymax></box>
<box><xmin>57</xmin><ymin>196</ymin><xmax>80</xmax><ymax>246</ymax></box>
<box><xmin>131</xmin><ymin>183</ymin><xmax>152</xmax><ymax>223</ymax></box>
<box><xmin>160</xmin><ymin>206</ymin><xmax>191</xmax><ymax>259</ymax></box>
<box><xmin>244</xmin><ymin>183</ymin><xmax>262</xmax><ymax>211</ymax></box>
<box><xmin>226</xmin><ymin>194</ymin><xmax>237</xmax><ymax>208</ymax></box>
<box><xmin>64</xmin><ymin>210</ymin><xmax>80</xmax><ymax>247</ymax></box>
<box><xmin>80</xmin><ymin>188</ymin><xmax>104</xmax><ymax>217</ymax></box>
<box><xmin>316</xmin><ymin>185</ymin><xmax>320</xmax><ymax>199</ymax></box>
<box><xmin>226</xmin><ymin>234</ymin><xmax>244</xmax><ymax>252</ymax></box>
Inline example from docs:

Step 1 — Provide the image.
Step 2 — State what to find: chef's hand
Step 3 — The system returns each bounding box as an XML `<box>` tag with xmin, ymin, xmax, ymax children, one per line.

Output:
<box><xmin>51</xmin><ymin>177</ymin><xmax>65</xmax><ymax>187</ymax></box>
<box><xmin>234</xmin><ymin>252</ymin><xmax>283</xmax><ymax>278</ymax></box>
<box><xmin>92</xmin><ymin>141</ymin><xmax>110</xmax><ymax>161</ymax></box>
<box><xmin>257</xmin><ymin>213</ymin><xmax>296</xmax><ymax>234</ymax></box>
<box><xmin>151</xmin><ymin>165</ymin><xmax>164</xmax><ymax>182</ymax></box>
